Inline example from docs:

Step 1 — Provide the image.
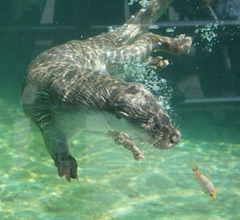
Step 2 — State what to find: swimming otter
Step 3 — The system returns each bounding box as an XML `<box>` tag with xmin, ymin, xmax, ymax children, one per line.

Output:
<box><xmin>21</xmin><ymin>0</ymin><xmax>192</xmax><ymax>181</ymax></box>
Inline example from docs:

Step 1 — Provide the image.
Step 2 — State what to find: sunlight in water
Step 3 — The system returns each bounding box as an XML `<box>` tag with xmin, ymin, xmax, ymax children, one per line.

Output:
<box><xmin>0</xmin><ymin>100</ymin><xmax>239</xmax><ymax>219</ymax></box>
<box><xmin>1</xmin><ymin>0</ymin><xmax>240</xmax><ymax>219</ymax></box>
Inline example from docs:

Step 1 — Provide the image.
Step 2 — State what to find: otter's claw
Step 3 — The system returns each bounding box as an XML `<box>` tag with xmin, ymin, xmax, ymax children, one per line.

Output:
<box><xmin>57</xmin><ymin>155</ymin><xmax>78</xmax><ymax>181</ymax></box>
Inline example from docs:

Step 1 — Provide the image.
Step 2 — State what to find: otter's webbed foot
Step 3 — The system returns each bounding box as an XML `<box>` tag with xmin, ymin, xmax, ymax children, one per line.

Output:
<box><xmin>42</xmin><ymin>126</ymin><xmax>78</xmax><ymax>182</ymax></box>
<box><xmin>144</xmin><ymin>56</ymin><xmax>169</xmax><ymax>72</ymax></box>
<box><xmin>158</xmin><ymin>34</ymin><xmax>192</xmax><ymax>55</ymax></box>
<box><xmin>107</xmin><ymin>130</ymin><xmax>144</xmax><ymax>161</ymax></box>
<box><xmin>56</xmin><ymin>154</ymin><xmax>78</xmax><ymax>182</ymax></box>
<box><xmin>172</xmin><ymin>34</ymin><xmax>192</xmax><ymax>55</ymax></box>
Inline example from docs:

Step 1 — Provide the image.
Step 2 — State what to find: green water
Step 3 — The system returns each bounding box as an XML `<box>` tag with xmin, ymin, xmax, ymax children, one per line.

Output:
<box><xmin>1</xmin><ymin>1</ymin><xmax>240</xmax><ymax>219</ymax></box>
<box><xmin>0</xmin><ymin>98</ymin><xmax>239</xmax><ymax>220</ymax></box>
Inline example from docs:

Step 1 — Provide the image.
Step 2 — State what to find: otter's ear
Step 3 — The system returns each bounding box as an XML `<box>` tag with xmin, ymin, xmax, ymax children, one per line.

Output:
<box><xmin>116</xmin><ymin>111</ymin><xmax>129</xmax><ymax>119</ymax></box>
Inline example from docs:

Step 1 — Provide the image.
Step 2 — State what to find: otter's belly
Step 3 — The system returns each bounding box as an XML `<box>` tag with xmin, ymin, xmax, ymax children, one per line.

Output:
<box><xmin>55</xmin><ymin>109</ymin><xmax>153</xmax><ymax>144</ymax></box>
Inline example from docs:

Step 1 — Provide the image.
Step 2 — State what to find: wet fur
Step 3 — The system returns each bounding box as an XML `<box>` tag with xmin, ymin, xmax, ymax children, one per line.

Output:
<box><xmin>21</xmin><ymin>0</ymin><xmax>192</xmax><ymax>181</ymax></box>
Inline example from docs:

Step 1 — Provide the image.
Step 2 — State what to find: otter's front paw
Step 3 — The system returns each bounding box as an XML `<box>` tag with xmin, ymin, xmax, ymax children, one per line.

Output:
<box><xmin>57</xmin><ymin>155</ymin><xmax>78</xmax><ymax>181</ymax></box>
<box><xmin>131</xmin><ymin>146</ymin><xmax>144</xmax><ymax>161</ymax></box>
<box><xmin>107</xmin><ymin>130</ymin><xmax>144</xmax><ymax>161</ymax></box>
<box><xmin>145</xmin><ymin>56</ymin><xmax>169</xmax><ymax>72</ymax></box>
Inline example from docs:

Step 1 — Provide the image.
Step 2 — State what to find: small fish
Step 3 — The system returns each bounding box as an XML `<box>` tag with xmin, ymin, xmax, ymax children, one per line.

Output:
<box><xmin>185</xmin><ymin>154</ymin><xmax>217</xmax><ymax>199</ymax></box>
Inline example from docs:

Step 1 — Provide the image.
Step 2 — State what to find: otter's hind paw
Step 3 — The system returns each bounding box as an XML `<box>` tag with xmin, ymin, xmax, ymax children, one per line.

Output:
<box><xmin>158</xmin><ymin>34</ymin><xmax>192</xmax><ymax>55</ymax></box>
<box><xmin>173</xmin><ymin>34</ymin><xmax>192</xmax><ymax>55</ymax></box>
<box><xmin>57</xmin><ymin>155</ymin><xmax>78</xmax><ymax>181</ymax></box>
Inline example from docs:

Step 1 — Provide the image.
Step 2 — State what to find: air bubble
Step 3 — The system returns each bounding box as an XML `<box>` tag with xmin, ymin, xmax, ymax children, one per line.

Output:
<box><xmin>139</xmin><ymin>0</ymin><xmax>150</xmax><ymax>7</ymax></box>
<box><xmin>166</xmin><ymin>28</ymin><xmax>175</xmax><ymax>33</ymax></box>
<box><xmin>108</xmin><ymin>26</ymin><xmax>114</xmax><ymax>33</ymax></box>
<box><xmin>150</xmin><ymin>24</ymin><xmax>159</xmax><ymax>30</ymax></box>
<box><xmin>123</xmin><ymin>61</ymin><xmax>173</xmax><ymax>113</ymax></box>
<box><xmin>194</xmin><ymin>22</ymin><xmax>219</xmax><ymax>52</ymax></box>
<box><xmin>128</xmin><ymin>0</ymin><xmax>139</xmax><ymax>6</ymax></box>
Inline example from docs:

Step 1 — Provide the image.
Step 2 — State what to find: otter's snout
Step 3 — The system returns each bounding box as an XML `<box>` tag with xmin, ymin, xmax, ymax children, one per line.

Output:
<box><xmin>168</xmin><ymin>132</ymin><xmax>180</xmax><ymax>145</ymax></box>
<box><xmin>153</xmin><ymin>127</ymin><xmax>181</xmax><ymax>150</ymax></box>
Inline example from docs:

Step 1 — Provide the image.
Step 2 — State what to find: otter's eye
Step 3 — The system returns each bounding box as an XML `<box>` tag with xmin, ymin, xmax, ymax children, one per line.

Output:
<box><xmin>152</xmin><ymin>123</ymin><xmax>159</xmax><ymax>132</ymax></box>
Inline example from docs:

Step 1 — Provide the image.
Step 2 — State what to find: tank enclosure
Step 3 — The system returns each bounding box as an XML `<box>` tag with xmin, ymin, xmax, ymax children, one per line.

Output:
<box><xmin>0</xmin><ymin>0</ymin><xmax>239</xmax><ymax>219</ymax></box>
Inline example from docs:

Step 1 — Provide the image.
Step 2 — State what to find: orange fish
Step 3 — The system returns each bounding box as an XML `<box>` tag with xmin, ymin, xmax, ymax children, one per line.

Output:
<box><xmin>185</xmin><ymin>154</ymin><xmax>217</xmax><ymax>199</ymax></box>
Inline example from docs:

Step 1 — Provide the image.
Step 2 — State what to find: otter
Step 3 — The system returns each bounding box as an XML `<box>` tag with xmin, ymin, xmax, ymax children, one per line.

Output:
<box><xmin>21</xmin><ymin>0</ymin><xmax>192</xmax><ymax>181</ymax></box>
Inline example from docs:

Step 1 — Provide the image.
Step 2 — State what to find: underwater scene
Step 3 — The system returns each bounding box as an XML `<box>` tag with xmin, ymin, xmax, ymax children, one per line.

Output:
<box><xmin>0</xmin><ymin>0</ymin><xmax>240</xmax><ymax>219</ymax></box>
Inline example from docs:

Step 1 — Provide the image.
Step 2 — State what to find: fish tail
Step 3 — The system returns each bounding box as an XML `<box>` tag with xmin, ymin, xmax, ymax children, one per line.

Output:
<box><xmin>184</xmin><ymin>154</ymin><xmax>199</xmax><ymax>173</ymax></box>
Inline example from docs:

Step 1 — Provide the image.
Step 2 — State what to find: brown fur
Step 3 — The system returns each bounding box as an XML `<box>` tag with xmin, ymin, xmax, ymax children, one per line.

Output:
<box><xmin>21</xmin><ymin>0</ymin><xmax>192</xmax><ymax>181</ymax></box>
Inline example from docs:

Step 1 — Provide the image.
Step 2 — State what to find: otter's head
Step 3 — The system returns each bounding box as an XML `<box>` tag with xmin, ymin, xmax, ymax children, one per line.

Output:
<box><xmin>142</xmin><ymin>108</ymin><xmax>181</xmax><ymax>150</ymax></box>
<box><xmin>114</xmin><ymin>84</ymin><xmax>181</xmax><ymax>150</ymax></box>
